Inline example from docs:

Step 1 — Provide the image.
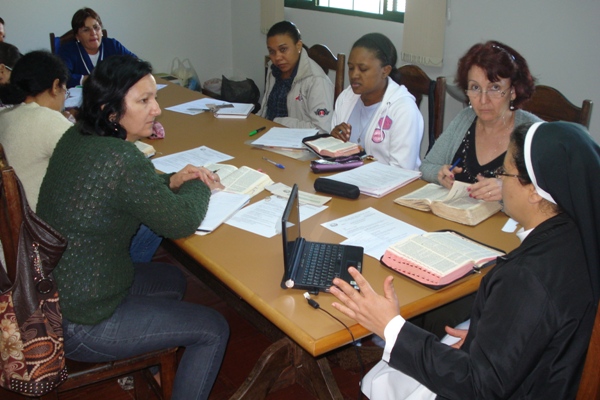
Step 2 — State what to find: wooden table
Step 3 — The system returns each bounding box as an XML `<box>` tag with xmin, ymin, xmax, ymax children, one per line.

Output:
<box><xmin>150</xmin><ymin>79</ymin><xmax>520</xmax><ymax>399</ymax></box>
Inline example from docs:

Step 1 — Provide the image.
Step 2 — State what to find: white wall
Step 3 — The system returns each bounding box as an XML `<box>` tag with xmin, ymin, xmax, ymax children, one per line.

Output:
<box><xmin>0</xmin><ymin>0</ymin><xmax>234</xmax><ymax>86</ymax></box>
<box><xmin>3</xmin><ymin>0</ymin><xmax>599</xmax><ymax>141</ymax></box>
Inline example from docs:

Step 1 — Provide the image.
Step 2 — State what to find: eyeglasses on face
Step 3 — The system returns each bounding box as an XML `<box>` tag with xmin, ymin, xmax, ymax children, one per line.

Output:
<box><xmin>80</xmin><ymin>24</ymin><xmax>102</xmax><ymax>34</ymax></box>
<box><xmin>494</xmin><ymin>166</ymin><xmax>526</xmax><ymax>180</ymax></box>
<box><xmin>465</xmin><ymin>85</ymin><xmax>510</xmax><ymax>99</ymax></box>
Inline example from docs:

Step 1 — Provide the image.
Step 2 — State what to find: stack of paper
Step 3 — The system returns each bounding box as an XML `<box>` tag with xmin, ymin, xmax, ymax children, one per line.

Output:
<box><xmin>326</xmin><ymin>162</ymin><xmax>421</xmax><ymax>198</ymax></box>
<box><xmin>212</xmin><ymin>102</ymin><xmax>254</xmax><ymax>118</ymax></box>
<box><xmin>197</xmin><ymin>191</ymin><xmax>250</xmax><ymax>234</ymax></box>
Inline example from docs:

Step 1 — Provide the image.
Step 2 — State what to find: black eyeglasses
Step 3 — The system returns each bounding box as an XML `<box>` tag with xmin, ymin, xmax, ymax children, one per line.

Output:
<box><xmin>494</xmin><ymin>166</ymin><xmax>526</xmax><ymax>179</ymax></box>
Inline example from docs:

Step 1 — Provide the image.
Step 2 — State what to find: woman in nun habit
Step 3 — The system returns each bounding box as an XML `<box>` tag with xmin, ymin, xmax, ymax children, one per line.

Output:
<box><xmin>329</xmin><ymin>121</ymin><xmax>600</xmax><ymax>399</ymax></box>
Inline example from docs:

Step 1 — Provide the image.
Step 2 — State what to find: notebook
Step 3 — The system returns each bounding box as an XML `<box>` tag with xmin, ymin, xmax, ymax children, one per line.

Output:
<box><xmin>280</xmin><ymin>184</ymin><xmax>364</xmax><ymax>294</ymax></box>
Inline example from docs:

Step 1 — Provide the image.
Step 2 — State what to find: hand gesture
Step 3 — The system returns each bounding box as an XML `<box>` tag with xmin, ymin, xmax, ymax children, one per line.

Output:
<box><xmin>329</xmin><ymin>267</ymin><xmax>400</xmax><ymax>339</ymax></box>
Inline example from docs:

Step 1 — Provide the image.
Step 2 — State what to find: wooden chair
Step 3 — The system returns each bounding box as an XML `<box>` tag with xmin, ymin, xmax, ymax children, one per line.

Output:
<box><xmin>306</xmin><ymin>44</ymin><xmax>345</xmax><ymax>103</ymax></box>
<box><xmin>398</xmin><ymin>64</ymin><xmax>446</xmax><ymax>153</ymax></box>
<box><xmin>263</xmin><ymin>44</ymin><xmax>345</xmax><ymax>103</ymax></box>
<box><xmin>49</xmin><ymin>29</ymin><xmax>108</xmax><ymax>54</ymax></box>
<box><xmin>521</xmin><ymin>85</ymin><xmax>593</xmax><ymax>129</ymax></box>
<box><xmin>576</xmin><ymin>302</ymin><xmax>600</xmax><ymax>400</ymax></box>
<box><xmin>0</xmin><ymin>144</ymin><xmax>178</xmax><ymax>400</ymax></box>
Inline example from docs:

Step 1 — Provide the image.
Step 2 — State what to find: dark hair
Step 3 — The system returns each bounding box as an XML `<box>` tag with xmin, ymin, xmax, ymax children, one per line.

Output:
<box><xmin>71</xmin><ymin>7</ymin><xmax>103</xmax><ymax>33</ymax></box>
<box><xmin>0</xmin><ymin>42</ymin><xmax>21</xmax><ymax>68</ymax></box>
<box><xmin>508</xmin><ymin>123</ymin><xmax>532</xmax><ymax>185</ymax></box>
<box><xmin>267</xmin><ymin>21</ymin><xmax>301</xmax><ymax>43</ymax></box>
<box><xmin>0</xmin><ymin>50</ymin><xmax>68</xmax><ymax>105</ymax></box>
<box><xmin>456</xmin><ymin>40</ymin><xmax>535</xmax><ymax>108</ymax></box>
<box><xmin>351</xmin><ymin>33</ymin><xmax>401</xmax><ymax>83</ymax></box>
<box><xmin>78</xmin><ymin>55</ymin><xmax>152</xmax><ymax>139</ymax></box>
<box><xmin>0</xmin><ymin>17</ymin><xmax>4</xmax><ymax>25</ymax></box>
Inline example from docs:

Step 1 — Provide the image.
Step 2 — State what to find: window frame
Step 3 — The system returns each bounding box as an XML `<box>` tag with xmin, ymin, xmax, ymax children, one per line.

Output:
<box><xmin>284</xmin><ymin>0</ymin><xmax>405</xmax><ymax>23</ymax></box>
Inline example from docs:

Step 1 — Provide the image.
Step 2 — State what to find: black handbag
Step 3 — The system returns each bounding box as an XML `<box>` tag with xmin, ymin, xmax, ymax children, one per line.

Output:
<box><xmin>0</xmin><ymin>174</ymin><xmax>68</xmax><ymax>396</ymax></box>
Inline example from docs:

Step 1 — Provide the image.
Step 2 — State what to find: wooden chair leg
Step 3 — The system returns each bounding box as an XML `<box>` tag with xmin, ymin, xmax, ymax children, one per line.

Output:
<box><xmin>160</xmin><ymin>349</ymin><xmax>178</xmax><ymax>400</ymax></box>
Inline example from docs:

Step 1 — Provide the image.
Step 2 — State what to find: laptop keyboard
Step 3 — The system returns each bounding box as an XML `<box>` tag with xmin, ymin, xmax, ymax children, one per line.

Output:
<box><xmin>299</xmin><ymin>243</ymin><xmax>344</xmax><ymax>287</ymax></box>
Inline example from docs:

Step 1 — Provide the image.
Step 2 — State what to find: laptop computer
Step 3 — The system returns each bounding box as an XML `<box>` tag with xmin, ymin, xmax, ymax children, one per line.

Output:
<box><xmin>280</xmin><ymin>184</ymin><xmax>363</xmax><ymax>294</ymax></box>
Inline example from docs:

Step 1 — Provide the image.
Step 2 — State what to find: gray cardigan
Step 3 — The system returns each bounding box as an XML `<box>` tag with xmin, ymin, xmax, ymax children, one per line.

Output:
<box><xmin>419</xmin><ymin>108</ymin><xmax>542</xmax><ymax>182</ymax></box>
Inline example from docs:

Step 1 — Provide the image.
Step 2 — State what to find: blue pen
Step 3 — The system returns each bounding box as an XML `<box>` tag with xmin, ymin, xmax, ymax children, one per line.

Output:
<box><xmin>262</xmin><ymin>156</ymin><xmax>285</xmax><ymax>169</ymax></box>
<box><xmin>449</xmin><ymin>158</ymin><xmax>462</xmax><ymax>171</ymax></box>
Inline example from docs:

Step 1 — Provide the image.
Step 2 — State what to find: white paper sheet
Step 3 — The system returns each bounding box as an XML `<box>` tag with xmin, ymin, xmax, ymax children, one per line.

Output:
<box><xmin>250</xmin><ymin>127</ymin><xmax>318</xmax><ymax>149</ymax></box>
<box><xmin>64</xmin><ymin>87</ymin><xmax>82</xmax><ymax>108</ymax></box>
<box><xmin>151</xmin><ymin>146</ymin><xmax>234</xmax><ymax>173</ymax></box>
<box><xmin>164</xmin><ymin>98</ymin><xmax>232</xmax><ymax>115</ymax></box>
<box><xmin>327</xmin><ymin>162</ymin><xmax>422</xmax><ymax>198</ymax></box>
<box><xmin>322</xmin><ymin>207</ymin><xmax>425</xmax><ymax>259</ymax></box>
<box><xmin>225</xmin><ymin>196</ymin><xmax>327</xmax><ymax>238</ymax></box>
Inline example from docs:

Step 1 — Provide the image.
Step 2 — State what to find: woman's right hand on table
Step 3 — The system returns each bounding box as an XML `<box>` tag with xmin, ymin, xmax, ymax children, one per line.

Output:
<box><xmin>170</xmin><ymin>165</ymin><xmax>224</xmax><ymax>191</ymax></box>
<box><xmin>331</xmin><ymin>123</ymin><xmax>352</xmax><ymax>142</ymax></box>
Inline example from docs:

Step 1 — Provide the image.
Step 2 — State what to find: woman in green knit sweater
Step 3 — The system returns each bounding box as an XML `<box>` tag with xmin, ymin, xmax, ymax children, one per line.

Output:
<box><xmin>37</xmin><ymin>55</ymin><xmax>228</xmax><ymax>400</ymax></box>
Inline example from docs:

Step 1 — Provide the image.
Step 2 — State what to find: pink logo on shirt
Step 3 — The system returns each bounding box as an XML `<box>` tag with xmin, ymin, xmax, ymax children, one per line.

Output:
<box><xmin>372</xmin><ymin>116</ymin><xmax>392</xmax><ymax>143</ymax></box>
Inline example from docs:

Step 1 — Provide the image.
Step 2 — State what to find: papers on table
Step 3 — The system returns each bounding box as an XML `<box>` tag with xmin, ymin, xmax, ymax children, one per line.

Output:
<box><xmin>196</xmin><ymin>191</ymin><xmax>250</xmax><ymax>235</ymax></box>
<box><xmin>156</xmin><ymin>84</ymin><xmax>168</xmax><ymax>90</ymax></box>
<box><xmin>327</xmin><ymin>162</ymin><xmax>422</xmax><ymax>198</ymax></box>
<box><xmin>251</xmin><ymin>127</ymin><xmax>318</xmax><ymax>149</ymax></box>
<box><xmin>225</xmin><ymin>196</ymin><xmax>327</xmax><ymax>238</ymax></box>
<box><xmin>64</xmin><ymin>87</ymin><xmax>82</xmax><ymax>108</ymax></box>
<box><xmin>165</xmin><ymin>98</ymin><xmax>234</xmax><ymax>115</ymax></box>
<box><xmin>151</xmin><ymin>146</ymin><xmax>233</xmax><ymax>173</ymax></box>
<box><xmin>266</xmin><ymin>183</ymin><xmax>332</xmax><ymax>206</ymax></box>
<box><xmin>322</xmin><ymin>207</ymin><xmax>424</xmax><ymax>259</ymax></box>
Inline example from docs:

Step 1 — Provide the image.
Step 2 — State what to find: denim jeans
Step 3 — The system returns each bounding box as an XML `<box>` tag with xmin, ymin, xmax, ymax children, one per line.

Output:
<box><xmin>62</xmin><ymin>263</ymin><xmax>229</xmax><ymax>400</ymax></box>
<box><xmin>129</xmin><ymin>224</ymin><xmax>163</xmax><ymax>263</ymax></box>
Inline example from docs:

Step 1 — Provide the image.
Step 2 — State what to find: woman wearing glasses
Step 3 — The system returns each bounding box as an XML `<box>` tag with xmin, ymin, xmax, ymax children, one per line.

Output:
<box><xmin>331</xmin><ymin>121</ymin><xmax>599</xmax><ymax>399</ymax></box>
<box><xmin>59</xmin><ymin>7</ymin><xmax>135</xmax><ymax>88</ymax></box>
<box><xmin>0</xmin><ymin>50</ymin><xmax>71</xmax><ymax>211</ymax></box>
<box><xmin>420</xmin><ymin>40</ymin><xmax>540</xmax><ymax>201</ymax></box>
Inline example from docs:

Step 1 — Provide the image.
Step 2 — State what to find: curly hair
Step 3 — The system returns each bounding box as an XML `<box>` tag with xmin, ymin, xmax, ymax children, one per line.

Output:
<box><xmin>78</xmin><ymin>55</ymin><xmax>152</xmax><ymax>139</ymax></box>
<box><xmin>456</xmin><ymin>40</ymin><xmax>535</xmax><ymax>108</ymax></box>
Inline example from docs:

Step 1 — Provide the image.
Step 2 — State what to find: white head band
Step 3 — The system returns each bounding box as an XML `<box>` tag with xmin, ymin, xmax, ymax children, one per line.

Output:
<box><xmin>524</xmin><ymin>121</ymin><xmax>557</xmax><ymax>204</ymax></box>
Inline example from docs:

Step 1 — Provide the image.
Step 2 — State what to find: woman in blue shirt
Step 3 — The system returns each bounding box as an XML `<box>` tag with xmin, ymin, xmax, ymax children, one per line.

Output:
<box><xmin>58</xmin><ymin>7</ymin><xmax>135</xmax><ymax>87</ymax></box>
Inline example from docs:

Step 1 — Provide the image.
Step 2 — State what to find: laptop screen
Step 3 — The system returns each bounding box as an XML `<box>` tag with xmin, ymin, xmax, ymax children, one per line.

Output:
<box><xmin>282</xmin><ymin>184</ymin><xmax>301</xmax><ymax>271</ymax></box>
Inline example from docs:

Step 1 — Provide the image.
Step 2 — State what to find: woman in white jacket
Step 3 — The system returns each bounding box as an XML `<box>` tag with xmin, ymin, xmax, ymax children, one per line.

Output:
<box><xmin>259</xmin><ymin>21</ymin><xmax>333</xmax><ymax>133</ymax></box>
<box><xmin>331</xmin><ymin>33</ymin><xmax>423</xmax><ymax>169</ymax></box>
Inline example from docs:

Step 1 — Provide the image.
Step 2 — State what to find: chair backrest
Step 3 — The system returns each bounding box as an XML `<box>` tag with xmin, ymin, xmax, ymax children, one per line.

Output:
<box><xmin>397</xmin><ymin>64</ymin><xmax>446</xmax><ymax>153</ymax></box>
<box><xmin>521</xmin><ymin>85</ymin><xmax>593</xmax><ymax>129</ymax></box>
<box><xmin>306</xmin><ymin>44</ymin><xmax>345</xmax><ymax>103</ymax></box>
<box><xmin>576</xmin><ymin>302</ymin><xmax>600</xmax><ymax>400</ymax></box>
<box><xmin>0</xmin><ymin>144</ymin><xmax>23</xmax><ymax>282</ymax></box>
<box><xmin>264</xmin><ymin>43</ymin><xmax>345</xmax><ymax>103</ymax></box>
<box><xmin>50</xmin><ymin>29</ymin><xmax>108</xmax><ymax>54</ymax></box>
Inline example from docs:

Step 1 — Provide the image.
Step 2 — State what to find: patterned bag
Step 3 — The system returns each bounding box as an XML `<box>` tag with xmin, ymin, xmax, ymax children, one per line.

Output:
<box><xmin>0</xmin><ymin>174</ymin><xmax>68</xmax><ymax>396</ymax></box>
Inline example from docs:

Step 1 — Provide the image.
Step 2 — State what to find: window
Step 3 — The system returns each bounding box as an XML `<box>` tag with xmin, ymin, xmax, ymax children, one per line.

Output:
<box><xmin>285</xmin><ymin>0</ymin><xmax>405</xmax><ymax>23</ymax></box>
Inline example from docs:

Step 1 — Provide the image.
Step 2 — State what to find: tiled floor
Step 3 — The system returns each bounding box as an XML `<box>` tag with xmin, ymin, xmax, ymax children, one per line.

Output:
<box><xmin>48</xmin><ymin>244</ymin><xmax>382</xmax><ymax>400</ymax></box>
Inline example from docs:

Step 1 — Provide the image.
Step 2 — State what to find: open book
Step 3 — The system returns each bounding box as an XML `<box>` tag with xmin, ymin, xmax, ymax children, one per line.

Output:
<box><xmin>394</xmin><ymin>181</ymin><xmax>502</xmax><ymax>226</ymax></box>
<box><xmin>380</xmin><ymin>231</ymin><xmax>505</xmax><ymax>288</ymax></box>
<box><xmin>197</xmin><ymin>191</ymin><xmax>250</xmax><ymax>234</ymax></box>
<box><xmin>205</xmin><ymin>163</ymin><xmax>273</xmax><ymax>198</ymax></box>
<box><xmin>304</xmin><ymin>136</ymin><xmax>361</xmax><ymax>158</ymax></box>
<box><xmin>210</xmin><ymin>102</ymin><xmax>254</xmax><ymax>119</ymax></box>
